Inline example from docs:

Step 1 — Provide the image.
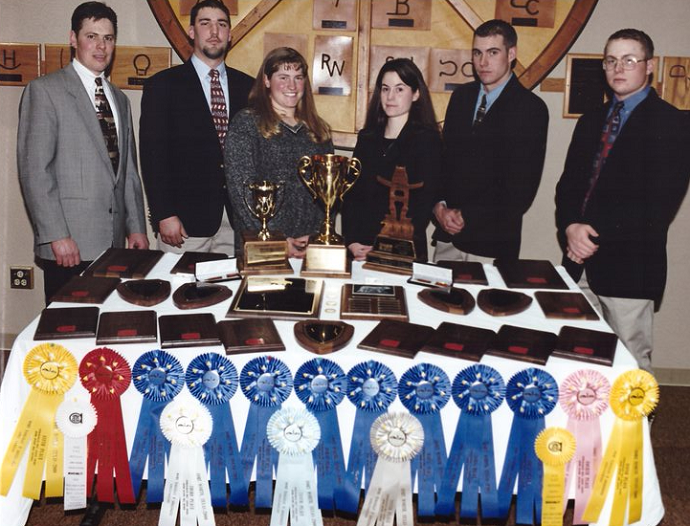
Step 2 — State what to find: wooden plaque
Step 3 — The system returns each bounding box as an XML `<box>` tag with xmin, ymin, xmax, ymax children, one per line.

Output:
<box><xmin>436</xmin><ymin>260</ymin><xmax>488</xmax><ymax>285</ymax></box>
<box><xmin>477</xmin><ymin>288</ymin><xmax>533</xmax><ymax>317</ymax></box>
<box><xmin>495</xmin><ymin>259</ymin><xmax>569</xmax><ymax>290</ymax></box>
<box><xmin>418</xmin><ymin>287</ymin><xmax>475</xmax><ymax>315</ymax></box>
<box><xmin>43</xmin><ymin>44</ymin><xmax>71</xmax><ymax>75</ymax></box>
<box><xmin>358</xmin><ymin>320</ymin><xmax>434</xmax><ymax>359</ymax></box>
<box><xmin>116</xmin><ymin>279</ymin><xmax>171</xmax><ymax>307</ymax></box>
<box><xmin>84</xmin><ymin>248</ymin><xmax>164</xmax><ymax>279</ymax></box>
<box><xmin>294</xmin><ymin>320</ymin><xmax>354</xmax><ymax>354</ymax></box>
<box><xmin>419</xmin><ymin>322</ymin><xmax>496</xmax><ymax>362</ymax></box>
<box><xmin>312</xmin><ymin>0</ymin><xmax>357</xmax><ymax>31</ymax></box>
<box><xmin>340</xmin><ymin>284</ymin><xmax>408</xmax><ymax>322</ymax></box>
<box><xmin>34</xmin><ymin>306</ymin><xmax>99</xmax><ymax>340</ymax></box>
<box><xmin>371</xmin><ymin>0</ymin><xmax>431</xmax><ymax>30</ymax></box>
<box><xmin>661</xmin><ymin>57</ymin><xmax>690</xmax><ymax>110</ymax></box>
<box><xmin>263</xmin><ymin>33</ymin><xmax>308</xmax><ymax>59</ymax></box>
<box><xmin>535</xmin><ymin>291</ymin><xmax>599</xmax><ymax>321</ymax></box>
<box><xmin>553</xmin><ymin>326</ymin><xmax>618</xmax><ymax>366</ymax></box>
<box><xmin>159</xmin><ymin>313</ymin><xmax>221</xmax><ymax>349</ymax></box>
<box><xmin>564</xmin><ymin>54</ymin><xmax>606</xmax><ymax>118</ymax></box>
<box><xmin>495</xmin><ymin>0</ymin><xmax>556</xmax><ymax>28</ymax></box>
<box><xmin>96</xmin><ymin>310</ymin><xmax>158</xmax><ymax>344</ymax></box>
<box><xmin>485</xmin><ymin>324</ymin><xmax>558</xmax><ymax>365</ymax></box>
<box><xmin>0</xmin><ymin>43</ymin><xmax>40</xmax><ymax>86</ymax></box>
<box><xmin>312</xmin><ymin>35</ymin><xmax>353</xmax><ymax>96</ymax></box>
<box><xmin>170</xmin><ymin>251</ymin><xmax>229</xmax><ymax>275</ymax></box>
<box><xmin>172</xmin><ymin>282</ymin><xmax>233</xmax><ymax>310</ymax></box>
<box><xmin>428</xmin><ymin>48</ymin><xmax>473</xmax><ymax>93</ymax></box>
<box><xmin>51</xmin><ymin>276</ymin><xmax>120</xmax><ymax>304</ymax></box>
<box><xmin>217</xmin><ymin>318</ymin><xmax>285</xmax><ymax>354</ymax></box>
<box><xmin>369</xmin><ymin>46</ymin><xmax>429</xmax><ymax>90</ymax></box>
<box><xmin>228</xmin><ymin>277</ymin><xmax>323</xmax><ymax>320</ymax></box>
<box><xmin>109</xmin><ymin>46</ymin><xmax>171</xmax><ymax>90</ymax></box>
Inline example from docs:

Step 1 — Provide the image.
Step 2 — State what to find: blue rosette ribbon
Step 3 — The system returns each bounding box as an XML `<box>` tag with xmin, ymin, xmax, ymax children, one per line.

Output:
<box><xmin>294</xmin><ymin>357</ymin><xmax>348</xmax><ymax>512</ymax></box>
<box><xmin>129</xmin><ymin>350</ymin><xmax>183</xmax><ymax>503</ymax></box>
<box><xmin>398</xmin><ymin>363</ymin><xmax>450</xmax><ymax>518</ymax></box>
<box><xmin>436</xmin><ymin>364</ymin><xmax>505</xmax><ymax>520</ymax></box>
<box><xmin>335</xmin><ymin>360</ymin><xmax>398</xmax><ymax>515</ymax></box>
<box><xmin>186</xmin><ymin>352</ymin><xmax>247</xmax><ymax>507</ymax></box>
<box><xmin>497</xmin><ymin>367</ymin><xmax>558</xmax><ymax>524</ymax></box>
<box><xmin>239</xmin><ymin>355</ymin><xmax>293</xmax><ymax>509</ymax></box>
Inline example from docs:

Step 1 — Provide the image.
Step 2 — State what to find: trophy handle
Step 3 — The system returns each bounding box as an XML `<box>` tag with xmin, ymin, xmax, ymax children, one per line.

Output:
<box><xmin>243</xmin><ymin>194</ymin><xmax>259</xmax><ymax>219</ymax></box>
<box><xmin>297</xmin><ymin>156</ymin><xmax>319</xmax><ymax>200</ymax></box>
<box><xmin>339</xmin><ymin>157</ymin><xmax>362</xmax><ymax>198</ymax></box>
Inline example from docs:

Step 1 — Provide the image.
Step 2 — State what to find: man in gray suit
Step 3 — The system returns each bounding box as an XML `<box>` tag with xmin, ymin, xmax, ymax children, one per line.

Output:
<box><xmin>18</xmin><ymin>1</ymin><xmax>149</xmax><ymax>303</ymax></box>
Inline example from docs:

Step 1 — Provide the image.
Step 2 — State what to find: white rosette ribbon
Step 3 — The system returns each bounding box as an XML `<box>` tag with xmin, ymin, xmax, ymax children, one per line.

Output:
<box><xmin>55</xmin><ymin>398</ymin><xmax>97</xmax><ymax>511</ymax></box>
<box><xmin>267</xmin><ymin>407</ymin><xmax>322</xmax><ymax>526</ymax></box>
<box><xmin>357</xmin><ymin>412</ymin><xmax>424</xmax><ymax>526</ymax></box>
<box><xmin>159</xmin><ymin>398</ymin><xmax>214</xmax><ymax>526</ymax></box>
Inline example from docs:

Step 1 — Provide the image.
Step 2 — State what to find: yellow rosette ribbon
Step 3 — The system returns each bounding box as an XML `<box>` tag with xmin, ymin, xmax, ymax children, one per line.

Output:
<box><xmin>534</xmin><ymin>427</ymin><xmax>576</xmax><ymax>526</ymax></box>
<box><xmin>582</xmin><ymin>370</ymin><xmax>658</xmax><ymax>526</ymax></box>
<box><xmin>1</xmin><ymin>343</ymin><xmax>77</xmax><ymax>499</ymax></box>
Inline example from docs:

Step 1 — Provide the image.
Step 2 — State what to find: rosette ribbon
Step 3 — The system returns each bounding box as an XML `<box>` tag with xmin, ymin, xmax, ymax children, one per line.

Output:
<box><xmin>239</xmin><ymin>356</ymin><xmax>293</xmax><ymax>509</ymax></box>
<box><xmin>398</xmin><ymin>363</ymin><xmax>450</xmax><ymax>518</ymax></box>
<box><xmin>56</xmin><ymin>398</ymin><xmax>97</xmax><ymax>510</ymax></box>
<box><xmin>294</xmin><ymin>358</ymin><xmax>347</xmax><ymax>512</ymax></box>
<box><xmin>79</xmin><ymin>348</ymin><xmax>135</xmax><ymax>503</ymax></box>
<box><xmin>357</xmin><ymin>412</ymin><xmax>424</xmax><ymax>526</ymax></box>
<box><xmin>267</xmin><ymin>407</ymin><xmax>322</xmax><ymax>526</ymax></box>
<box><xmin>187</xmin><ymin>352</ymin><xmax>247</xmax><ymax>507</ymax></box>
<box><xmin>335</xmin><ymin>360</ymin><xmax>398</xmax><ymax>515</ymax></box>
<box><xmin>129</xmin><ymin>350</ymin><xmax>184</xmax><ymax>503</ymax></box>
<box><xmin>436</xmin><ymin>364</ymin><xmax>505</xmax><ymax>520</ymax></box>
<box><xmin>534</xmin><ymin>427</ymin><xmax>577</xmax><ymax>526</ymax></box>
<box><xmin>559</xmin><ymin>369</ymin><xmax>610</xmax><ymax>523</ymax></box>
<box><xmin>159</xmin><ymin>398</ymin><xmax>214</xmax><ymax>526</ymax></box>
<box><xmin>497</xmin><ymin>367</ymin><xmax>558</xmax><ymax>524</ymax></box>
<box><xmin>582</xmin><ymin>370</ymin><xmax>658</xmax><ymax>526</ymax></box>
<box><xmin>1</xmin><ymin>343</ymin><xmax>77</xmax><ymax>499</ymax></box>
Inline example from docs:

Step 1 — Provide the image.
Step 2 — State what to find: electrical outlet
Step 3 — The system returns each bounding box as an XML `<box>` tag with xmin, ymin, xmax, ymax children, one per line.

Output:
<box><xmin>10</xmin><ymin>266</ymin><xmax>34</xmax><ymax>290</ymax></box>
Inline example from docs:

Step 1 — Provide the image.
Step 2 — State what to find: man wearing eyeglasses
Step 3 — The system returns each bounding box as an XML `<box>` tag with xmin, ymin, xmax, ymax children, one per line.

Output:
<box><xmin>556</xmin><ymin>29</ymin><xmax>690</xmax><ymax>373</ymax></box>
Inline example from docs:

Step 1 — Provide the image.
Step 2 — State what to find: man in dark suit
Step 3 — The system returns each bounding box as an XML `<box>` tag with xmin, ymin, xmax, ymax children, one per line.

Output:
<box><xmin>140</xmin><ymin>0</ymin><xmax>253</xmax><ymax>255</ymax></box>
<box><xmin>433</xmin><ymin>19</ymin><xmax>548</xmax><ymax>262</ymax></box>
<box><xmin>17</xmin><ymin>1</ymin><xmax>149</xmax><ymax>303</ymax></box>
<box><xmin>556</xmin><ymin>29</ymin><xmax>690</xmax><ymax>372</ymax></box>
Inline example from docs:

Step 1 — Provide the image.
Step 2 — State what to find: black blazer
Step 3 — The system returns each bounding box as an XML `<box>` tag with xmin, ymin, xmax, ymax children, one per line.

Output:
<box><xmin>434</xmin><ymin>76</ymin><xmax>549</xmax><ymax>259</ymax></box>
<box><xmin>139</xmin><ymin>61</ymin><xmax>253</xmax><ymax>237</ymax></box>
<box><xmin>556</xmin><ymin>90</ymin><xmax>690</xmax><ymax>305</ymax></box>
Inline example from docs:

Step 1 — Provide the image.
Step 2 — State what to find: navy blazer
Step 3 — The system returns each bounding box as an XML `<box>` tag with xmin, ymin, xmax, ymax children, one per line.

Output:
<box><xmin>140</xmin><ymin>61</ymin><xmax>253</xmax><ymax>237</ymax></box>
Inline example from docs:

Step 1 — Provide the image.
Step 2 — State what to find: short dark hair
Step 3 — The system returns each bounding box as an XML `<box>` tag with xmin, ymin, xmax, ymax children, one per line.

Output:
<box><xmin>606</xmin><ymin>28</ymin><xmax>654</xmax><ymax>59</ymax></box>
<box><xmin>71</xmin><ymin>2</ymin><xmax>117</xmax><ymax>37</ymax></box>
<box><xmin>474</xmin><ymin>19</ymin><xmax>517</xmax><ymax>49</ymax></box>
<box><xmin>190</xmin><ymin>0</ymin><xmax>230</xmax><ymax>25</ymax></box>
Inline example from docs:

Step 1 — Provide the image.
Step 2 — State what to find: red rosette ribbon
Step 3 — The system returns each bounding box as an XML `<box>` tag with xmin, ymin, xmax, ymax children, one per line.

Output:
<box><xmin>79</xmin><ymin>348</ymin><xmax>135</xmax><ymax>504</ymax></box>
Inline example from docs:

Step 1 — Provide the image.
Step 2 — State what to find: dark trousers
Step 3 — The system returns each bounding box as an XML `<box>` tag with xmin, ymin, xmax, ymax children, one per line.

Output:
<box><xmin>37</xmin><ymin>258</ymin><xmax>91</xmax><ymax>304</ymax></box>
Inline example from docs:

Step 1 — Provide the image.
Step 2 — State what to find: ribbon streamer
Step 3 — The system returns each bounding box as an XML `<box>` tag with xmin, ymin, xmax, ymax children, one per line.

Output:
<box><xmin>559</xmin><ymin>369</ymin><xmax>610</xmax><ymax>523</ymax></box>
<box><xmin>357</xmin><ymin>412</ymin><xmax>423</xmax><ymax>526</ymax></box>
<box><xmin>436</xmin><ymin>364</ymin><xmax>505</xmax><ymax>519</ymax></box>
<box><xmin>80</xmin><ymin>348</ymin><xmax>135</xmax><ymax>504</ymax></box>
<box><xmin>294</xmin><ymin>357</ymin><xmax>348</xmax><ymax>512</ymax></box>
<box><xmin>129</xmin><ymin>350</ymin><xmax>184</xmax><ymax>503</ymax></box>
<box><xmin>187</xmin><ymin>352</ymin><xmax>248</xmax><ymax>507</ymax></box>
<box><xmin>582</xmin><ymin>370</ymin><xmax>658</xmax><ymax>526</ymax></box>
<box><xmin>498</xmin><ymin>367</ymin><xmax>558</xmax><ymax>524</ymax></box>
<box><xmin>534</xmin><ymin>427</ymin><xmax>577</xmax><ymax>526</ymax></box>
<box><xmin>1</xmin><ymin>343</ymin><xmax>77</xmax><ymax>500</ymax></box>
<box><xmin>239</xmin><ymin>356</ymin><xmax>293</xmax><ymax>509</ymax></box>
<box><xmin>266</xmin><ymin>407</ymin><xmax>322</xmax><ymax>526</ymax></box>
<box><xmin>56</xmin><ymin>398</ymin><xmax>97</xmax><ymax>511</ymax></box>
<box><xmin>398</xmin><ymin>363</ymin><xmax>450</xmax><ymax>518</ymax></box>
<box><xmin>159</xmin><ymin>398</ymin><xmax>215</xmax><ymax>526</ymax></box>
<box><xmin>335</xmin><ymin>360</ymin><xmax>398</xmax><ymax>515</ymax></box>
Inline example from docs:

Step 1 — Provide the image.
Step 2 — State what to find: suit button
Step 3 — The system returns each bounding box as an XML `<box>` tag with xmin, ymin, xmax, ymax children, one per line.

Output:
<box><xmin>222</xmin><ymin>183</ymin><xmax>227</xmax><ymax>190</ymax></box>
<box><xmin>220</xmin><ymin>163</ymin><xmax>224</xmax><ymax>169</ymax></box>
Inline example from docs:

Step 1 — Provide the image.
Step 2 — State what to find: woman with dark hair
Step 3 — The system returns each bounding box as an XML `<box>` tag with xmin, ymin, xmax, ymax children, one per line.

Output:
<box><xmin>225</xmin><ymin>47</ymin><xmax>333</xmax><ymax>258</ymax></box>
<box><xmin>342</xmin><ymin>58</ymin><xmax>442</xmax><ymax>262</ymax></box>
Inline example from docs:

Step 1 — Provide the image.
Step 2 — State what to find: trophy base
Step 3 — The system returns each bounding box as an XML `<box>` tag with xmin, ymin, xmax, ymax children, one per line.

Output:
<box><xmin>242</xmin><ymin>232</ymin><xmax>292</xmax><ymax>275</ymax></box>
<box><xmin>362</xmin><ymin>236</ymin><xmax>416</xmax><ymax>275</ymax></box>
<box><xmin>301</xmin><ymin>244</ymin><xmax>351</xmax><ymax>278</ymax></box>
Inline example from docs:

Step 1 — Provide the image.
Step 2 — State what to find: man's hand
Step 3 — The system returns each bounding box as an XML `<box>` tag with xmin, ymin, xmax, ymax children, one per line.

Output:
<box><xmin>158</xmin><ymin>216</ymin><xmax>187</xmax><ymax>248</ymax></box>
<box><xmin>434</xmin><ymin>202</ymin><xmax>465</xmax><ymax>235</ymax></box>
<box><xmin>287</xmin><ymin>235</ymin><xmax>310</xmax><ymax>259</ymax></box>
<box><xmin>127</xmin><ymin>233</ymin><xmax>150</xmax><ymax>250</ymax></box>
<box><xmin>51</xmin><ymin>237</ymin><xmax>81</xmax><ymax>267</ymax></box>
<box><xmin>565</xmin><ymin>223</ymin><xmax>599</xmax><ymax>264</ymax></box>
<box><xmin>348</xmin><ymin>242</ymin><xmax>373</xmax><ymax>261</ymax></box>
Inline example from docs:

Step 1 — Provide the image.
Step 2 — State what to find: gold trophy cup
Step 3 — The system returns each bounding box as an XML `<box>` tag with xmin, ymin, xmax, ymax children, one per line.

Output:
<box><xmin>298</xmin><ymin>154</ymin><xmax>361</xmax><ymax>277</ymax></box>
<box><xmin>241</xmin><ymin>180</ymin><xmax>291</xmax><ymax>275</ymax></box>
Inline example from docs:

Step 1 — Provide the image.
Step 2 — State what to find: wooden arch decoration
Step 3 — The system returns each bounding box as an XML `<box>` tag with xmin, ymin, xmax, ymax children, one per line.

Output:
<box><xmin>148</xmin><ymin>0</ymin><xmax>599</xmax><ymax>147</ymax></box>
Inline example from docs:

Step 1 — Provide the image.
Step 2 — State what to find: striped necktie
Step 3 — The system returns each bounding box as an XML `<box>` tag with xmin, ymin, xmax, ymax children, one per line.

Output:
<box><xmin>210</xmin><ymin>68</ymin><xmax>229</xmax><ymax>148</ymax></box>
<box><xmin>474</xmin><ymin>94</ymin><xmax>488</xmax><ymax>127</ymax></box>
<box><xmin>94</xmin><ymin>77</ymin><xmax>119</xmax><ymax>173</ymax></box>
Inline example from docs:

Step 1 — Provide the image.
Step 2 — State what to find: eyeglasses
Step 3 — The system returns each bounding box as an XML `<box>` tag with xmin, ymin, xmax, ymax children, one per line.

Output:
<box><xmin>602</xmin><ymin>56</ymin><xmax>648</xmax><ymax>71</ymax></box>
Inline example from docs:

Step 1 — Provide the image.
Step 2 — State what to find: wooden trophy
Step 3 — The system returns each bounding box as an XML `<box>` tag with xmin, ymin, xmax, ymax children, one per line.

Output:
<box><xmin>364</xmin><ymin>166</ymin><xmax>422</xmax><ymax>275</ymax></box>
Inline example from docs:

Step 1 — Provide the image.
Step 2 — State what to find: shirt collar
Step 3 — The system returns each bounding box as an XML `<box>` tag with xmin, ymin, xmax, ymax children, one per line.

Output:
<box><xmin>479</xmin><ymin>73</ymin><xmax>513</xmax><ymax>107</ymax></box>
<box><xmin>613</xmin><ymin>85</ymin><xmax>651</xmax><ymax>114</ymax></box>
<box><xmin>191</xmin><ymin>53</ymin><xmax>227</xmax><ymax>80</ymax></box>
<box><xmin>71</xmin><ymin>58</ymin><xmax>106</xmax><ymax>84</ymax></box>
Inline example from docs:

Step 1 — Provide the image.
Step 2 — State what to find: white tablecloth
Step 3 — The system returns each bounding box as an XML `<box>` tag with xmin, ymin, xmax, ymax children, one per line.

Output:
<box><xmin>0</xmin><ymin>253</ymin><xmax>663</xmax><ymax>526</ymax></box>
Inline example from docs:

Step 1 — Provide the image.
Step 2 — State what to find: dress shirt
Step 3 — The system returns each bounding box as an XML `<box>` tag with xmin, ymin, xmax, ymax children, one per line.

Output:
<box><xmin>190</xmin><ymin>54</ymin><xmax>230</xmax><ymax>110</ymax></box>
<box><xmin>609</xmin><ymin>85</ymin><xmax>651</xmax><ymax>129</ymax></box>
<box><xmin>71</xmin><ymin>58</ymin><xmax>120</xmax><ymax>138</ymax></box>
<box><xmin>473</xmin><ymin>73</ymin><xmax>512</xmax><ymax>121</ymax></box>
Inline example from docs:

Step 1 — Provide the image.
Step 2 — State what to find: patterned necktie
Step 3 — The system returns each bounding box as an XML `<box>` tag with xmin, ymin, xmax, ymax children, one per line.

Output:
<box><xmin>94</xmin><ymin>77</ymin><xmax>119</xmax><ymax>174</ymax></box>
<box><xmin>209</xmin><ymin>68</ymin><xmax>228</xmax><ymax>148</ymax></box>
<box><xmin>473</xmin><ymin>94</ymin><xmax>488</xmax><ymax>126</ymax></box>
<box><xmin>581</xmin><ymin>101</ymin><xmax>625</xmax><ymax>214</ymax></box>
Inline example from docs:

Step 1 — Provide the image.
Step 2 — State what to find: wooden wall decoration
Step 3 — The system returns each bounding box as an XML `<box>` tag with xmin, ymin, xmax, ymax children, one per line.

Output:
<box><xmin>661</xmin><ymin>57</ymin><xmax>690</xmax><ymax>110</ymax></box>
<box><xmin>147</xmin><ymin>0</ymin><xmax>599</xmax><ymax>147</ymax></box>
<box><xmin>0</xmin><ymin>44</ymin><xmax>40</xmax><ymax>86</ymax></box>
<box><xmin>564</xmin><ymin>53</ymin><xmax>605</xmax><ymax>118</ymax></box>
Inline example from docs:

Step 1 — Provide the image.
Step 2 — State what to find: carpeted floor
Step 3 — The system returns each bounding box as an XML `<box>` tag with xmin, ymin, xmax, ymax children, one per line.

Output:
<box><xmin>16</xmin><ymin>385</ymin><xmax>690</xmax><ymax>526</ymax></box>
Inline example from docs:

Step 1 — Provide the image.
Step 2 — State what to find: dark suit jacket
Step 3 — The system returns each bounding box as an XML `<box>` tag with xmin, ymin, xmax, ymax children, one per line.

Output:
<box><xmin>434</xmin><ymin>76</ymin><xmax>549</xmax><ymax>259</ymax></box>
<box><xmin>139</xmin><ymin>61</ymin><xmax>253</xmax><ymax>237</ymax></box>
<box><xmin>556</xmin><ymin>90</ymin><xmax>690</xmax><ymax>305</ymax></box>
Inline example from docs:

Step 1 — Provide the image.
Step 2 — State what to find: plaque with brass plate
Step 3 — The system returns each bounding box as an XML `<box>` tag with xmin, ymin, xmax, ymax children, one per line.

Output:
<box><xmin>436</xmin><ymin>260</ymin><xmax>488</xmax><ymax>285</ymax></box>
<box><xmin>158</xmin><ymin>313</ymin><xmax>221</xmax><ymax>349</ymax></box>
<box><xmin>553</xmin><ymin>326</ymin><xmax>617</xmax><ymax>366</ymax></box>
<box><xmin>485</xmin><ymin>324</ymin><xmax>557</xmax><ymax>365</ymax></box>
<box><xmin>51</xmin><ymin>275</ymin><xmax>120</xmax><ymax>304</ymax></box>
<box><xmin>418</xmin><ymin>287</ymin><xmax>475</xmax><ymax>315</ymax></box>
<box><xmin>477</xmin><ymin>288</ymin><xmax>533</xmax><ymax>317</ymax></box>
<box><xmin>357</xmin><ymin>319</ymin><xmax>434</xmax><ymax>359</ymax></box>
<box><xmin>294</xmin><ymin>320</ymin><xmax>354</xmax><ymax>354</ymax></box>
<box><xmin>340</xmin><ymin>283</ymin><xmax>408</xmax><ymax>322</ymax></box>
<box><xmin>34</xmin><ymin>306</ymin><xmax>99</xmax><ymax>340</ymax></box>
<box><xmin>228</xmin><ymin>276</ymin><xmax>323</xmax><ymax>320</ymax></box>
<box><xmin>116</xmin><ymin>279</ymin><xmax>171</xmax><ymax>307</ymax></box>
<box><xmin>96</xmin><ymin>310</ymin><xmax>158</xmax><ymax>344</ymax></box>
<box><xmin>298</xmin><ymin>153</ymin><xmax>361</xmax><ymax>277</ymax></box>
<box><xmin>170</xmin><ymin>251</ymin><xmax>229</xmax><ymax>275</ymax></box>
<box><xmin>172</xmin><ymin>282</ymin><xmax>233</xmax><ymax>310</ymax></box>
<box><xmin>83</xmin><ymin>248</ymin><xmax>164</xmax><ymax>279</ymax></box>
<box><xmin>535</xmin><ymin>291</ymin><xmax>599</xmax><ymax>321</ymax></box>
<box><xmin>419</xmin><ymin>322</ymin><xmax>496</xmax><ymax>362</ymax></box>
<box><xmin>218</xmin><ymin>317</ymin><xmax>285</xmax><ymax>355</ymax></box>
<box><xmin>494</xmin><ymin>259</ymin><xmax>569</xmax><ymax>290</ymax></box>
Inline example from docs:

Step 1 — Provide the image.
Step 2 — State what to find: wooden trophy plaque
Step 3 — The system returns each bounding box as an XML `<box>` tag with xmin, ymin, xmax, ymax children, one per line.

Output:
<box><xmin>419</xmin><ymin>322</ymin><xmax>496</xmax><ymax>361</ymax></box>
<box><xmin>294</xmin><ymin>320</ymin><xmax>354</xmax><ymax>354</ymax></box>
<box><xmin>116</xmin><ymin>279</ymin><xmax>171</xmax><ymax>307</ymax></box>
<box><xmin>51</xmin><ymin>275</ymin><xmax>120</xmax><ymax>304</ymax></box>
<box><xmin>170</xmin><ymin>251</ymin><xmax>229</xmax><ymax>275</ymax></box>
<box><xmin>553</xmin><ymin>326</ymin><xmax>618</xmax><ymax>366</ymax></box>
<box><xmin>535</xmin><ymin>291</ymin><xmax>599</xmax><ymax>321</ymax></box>
<box><xmin>96</xmin><ymin>310</ymin><xmax>158</xmax><ymax>344</ymax></box>
<box><xmin>83</xmin><ymin>248</ymin><xmax>164</xmax><ymax>279</ymax></box>
<box><xmin>485</xmin><ymin>324</ymin><xmax>558</xmax><ymax>365</ymax></box>
<box><xmin>357</xmin><ymin>319</ymin><xmax>434</xmax><ymax>359</ymax></box>
<box><xmin>418</xmin><ymin>287</ymin><xmax>476</xmax><ymax>315</ymax></box>
<box><xmin>217</xmin><ymin>317</ymin><xmax>286</xmax><ymax>354</ymax></box>
<box><xmin>172</xmin><ymin>282</ymin><xmax>233</xmax><ymax>310</ymax></box>
<box><xmin>34</xmin><ymin>306</ymin><xmax>100</xmax><ymax>340</ymax></box>
<box><xmin>340</xmin><ymin>283</ymin><xmax>408</xmax><ymax>322</ymax></box>
<box><xmin>477</xmin><ymin>288</ymin><xmax>533</xmax><ymax>317</ymax></box>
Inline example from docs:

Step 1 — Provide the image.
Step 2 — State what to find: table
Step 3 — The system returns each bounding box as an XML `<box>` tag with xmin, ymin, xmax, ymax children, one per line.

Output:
<box><xmin>0</xmin><ymin>253</ymin><xmax>663</xmax><ymax>526</ymax></box>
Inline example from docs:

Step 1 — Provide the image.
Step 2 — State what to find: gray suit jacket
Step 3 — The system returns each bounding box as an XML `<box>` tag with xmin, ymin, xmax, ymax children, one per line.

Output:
<box><xmin>17</xmin><ymin>63</ymin><xmax>147</xmax><ymax>261</ymax></box>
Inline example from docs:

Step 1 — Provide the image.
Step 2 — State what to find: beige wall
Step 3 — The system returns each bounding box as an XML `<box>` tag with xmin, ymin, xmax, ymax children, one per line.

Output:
<box><xmin>1</xmin><ymin>0</ymin><xmax>689</xmax><ymax>376</ymax></box>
